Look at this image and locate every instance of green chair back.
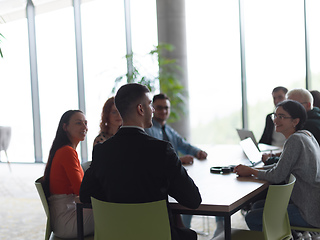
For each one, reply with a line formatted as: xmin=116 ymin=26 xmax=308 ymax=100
xmin=91 ymin=197 xmax=171 ymax=240
xmin=290 ymin=173 xmax=320 ymax=234
xmin=35 ymin=177 xmax=55 ymax=240
xmin=35 ymin=177 xmax=93 ymax=240
xmin=262 ymin=174 xmax=296 ymax=240
xmin=214 ymin=174 xmax=296 ymax=240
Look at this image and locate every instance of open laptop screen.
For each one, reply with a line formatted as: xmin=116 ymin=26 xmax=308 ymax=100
xmin=236 ymin=129 xmax=259 ymax=148
xmin=239 ymin=137 xmax=262 ymax=166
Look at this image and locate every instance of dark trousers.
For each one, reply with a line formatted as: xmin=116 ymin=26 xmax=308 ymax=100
xmin=172 ymin=227 xmax=197 ymax=240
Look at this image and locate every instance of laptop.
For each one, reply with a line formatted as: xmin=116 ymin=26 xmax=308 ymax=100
xmin=236 ymin=129 xmax=259 ymax=148
xmin=239 ymin=137 xmax=263 ymax=167
xmin=236 ymin=128 xmax=281 ymax=152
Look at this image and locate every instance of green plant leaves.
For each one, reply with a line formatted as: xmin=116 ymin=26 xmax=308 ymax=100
xmin=113 ymin=43 xmax=186 ymax=122
xmin=0 ymin=33 xmax=4 ymax=58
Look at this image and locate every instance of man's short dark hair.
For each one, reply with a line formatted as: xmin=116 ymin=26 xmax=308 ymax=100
xmin=153 ymin=93 xmax=170 ymax=103
xmin=115 ymin=83 xmax=150 ymax=120
xmin=272 ymin=86 xmax=288 ymax=94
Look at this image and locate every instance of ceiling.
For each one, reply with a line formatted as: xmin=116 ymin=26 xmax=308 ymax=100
xmin=0 ymin=0 xmax=92 ymax=23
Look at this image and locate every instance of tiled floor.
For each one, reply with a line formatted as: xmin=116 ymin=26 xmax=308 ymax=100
xmin=0 ymin=162 xmax=46 ymax=240
xmin=0 ymin=163 xmax=248 ymax=240
xmin=190 ymin=211 xmax=248 ymax=240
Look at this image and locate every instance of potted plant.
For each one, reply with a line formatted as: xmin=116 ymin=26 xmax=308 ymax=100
xmin=113 ymin=43 xmax=185 ymax=123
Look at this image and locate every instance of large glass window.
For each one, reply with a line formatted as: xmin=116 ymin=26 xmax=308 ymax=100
xmin=131 ymin=0 xmax=158 ymax=52
xmin=186 ymin=0 xmax=242 ymax=146
xmin=0 ymin=19 xmax=35 ymax=162
xmin=35 ymin=7 xmax=78 ymax=162
xmin=308 ymin=0 xmax=320 ymax=91
xmin=130 ymin=0 xmax=158 ymax=72
xmin=2 ymin=0 xmax=319 ymax=163
xmin=243 ymin=0 xmax=306 ymax=141
xmin=81 ymin=0 xmax=127 ymax=159
xmin=81 ymin=0 xmax=158 ymax=160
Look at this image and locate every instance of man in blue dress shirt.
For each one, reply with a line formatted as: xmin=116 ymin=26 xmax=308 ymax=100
xmin=145 ymin=93 xmax=207 ymax=164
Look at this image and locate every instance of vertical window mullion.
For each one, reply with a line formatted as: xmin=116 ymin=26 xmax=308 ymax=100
xmin=27 ymin=0 xmax=43 ymax=163
xmin=73 ymin=0 xmax=88 ymax=163
xmin=124 ymin=0 xmax=133 ymax=77
xmin=239 ymin=0 xmax=248 ymax=129
xmin=304 ymin=0 xmax=311 ymax=89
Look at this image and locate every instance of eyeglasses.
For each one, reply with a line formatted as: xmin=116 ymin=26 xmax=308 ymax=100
xmin=271 ymin=113 xmax=293 ymax=121
xmin=154 ymin=106 xmax=170 ymax=111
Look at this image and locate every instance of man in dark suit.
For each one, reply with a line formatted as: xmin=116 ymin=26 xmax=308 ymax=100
xmin=80 ymin=83 xmax=201 ymax=240
xmin=259 ymin=86 xmax=287 ymax=147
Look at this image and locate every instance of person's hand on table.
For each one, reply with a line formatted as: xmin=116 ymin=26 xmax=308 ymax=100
xmin=196 ymin=150 xmax=207 ymax=160
xmin=180 ymin=155 xmax=194 ymax=165
xmin=262 ymin=153 xmax=273 ymax=163
xmin=234 ymin=164 xmax=258 ymax=177
xmin=262 ymin=151 xmax=281 ymax=165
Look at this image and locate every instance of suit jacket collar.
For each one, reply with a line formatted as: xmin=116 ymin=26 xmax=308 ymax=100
xmin=116 ymin=126 xmax=147 ymax=136
xmin=120 ymin=126 xmax=145 ymax=132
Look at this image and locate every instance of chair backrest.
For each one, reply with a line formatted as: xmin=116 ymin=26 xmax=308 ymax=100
xmin=35 ymin=177 xmax=93 ymax=240
xmin=91 ymin=197 xmax=171 ymax=240
xmin=0 ymin=126 xmax=11 ymax=151
xmin=35 ymin=177 xmax=53 ymax=240
xmin=263 ymin=174 xmax=296 ymax=240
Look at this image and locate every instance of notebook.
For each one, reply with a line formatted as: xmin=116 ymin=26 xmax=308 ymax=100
xmin=239 ymin=137 xmax=263 ymax=167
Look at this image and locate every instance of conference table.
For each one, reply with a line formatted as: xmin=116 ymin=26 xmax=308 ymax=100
xmin=76 ymin=144 xmax=269 ymax=240
xmin=169 ymin=144 xmax=269 ymax=240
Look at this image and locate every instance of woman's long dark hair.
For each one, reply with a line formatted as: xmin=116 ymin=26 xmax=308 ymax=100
xmin=43 ymin=110 xmax=83 ymax=197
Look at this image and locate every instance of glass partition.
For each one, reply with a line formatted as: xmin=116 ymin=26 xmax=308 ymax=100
xmin=130 ymin=0 xmax=158 ymax=87
xmin=0 ymin=19 xmax=35 ymax=162
xmin=186 ymin=0 xmax=242 ymax=146
xmin=243 ymin=0 xmax=306 ymax=141
xmin=308 ymin=0 xmax=320 ymax=91
xmin=81 ymin=0 xmax=127 ymax=159
xmin=1 ymin=0 xmax=319 ymax=162
xmin=35 ymin=7 xmax=78 ymax=162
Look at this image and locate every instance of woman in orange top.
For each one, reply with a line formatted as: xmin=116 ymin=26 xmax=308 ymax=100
xmin=43 ymin=110 xmax=94 ymax=238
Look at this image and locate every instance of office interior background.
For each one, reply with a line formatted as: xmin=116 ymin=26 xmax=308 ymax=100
xmin=0 ymin=0 xmax=319 ymax=164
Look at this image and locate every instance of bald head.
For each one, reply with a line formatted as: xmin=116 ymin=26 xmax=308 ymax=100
xmin=286 ymin=88 xmax=313 ymax=111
